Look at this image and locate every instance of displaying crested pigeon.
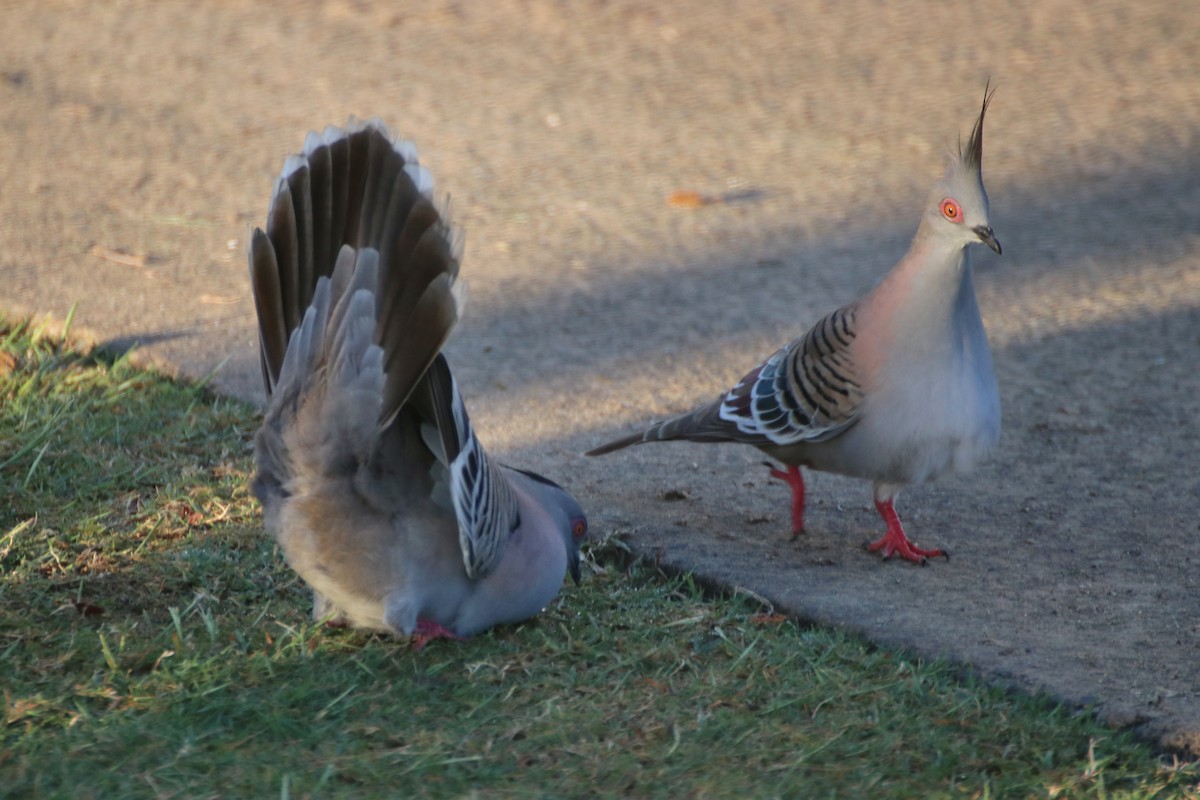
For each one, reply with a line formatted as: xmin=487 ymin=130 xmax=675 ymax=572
xmin=588 ymin=88 xmax=1002 ymax=564
xmin=249 ymin=121 xmax=587 ymax=646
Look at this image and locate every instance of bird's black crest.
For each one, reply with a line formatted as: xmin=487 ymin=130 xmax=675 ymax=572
xmin=961 ymin=80 xmax=996 ymax=173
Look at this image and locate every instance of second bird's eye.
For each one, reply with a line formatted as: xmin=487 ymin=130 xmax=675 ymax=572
xmin=940 ymin=198 xmax=963 ymax=222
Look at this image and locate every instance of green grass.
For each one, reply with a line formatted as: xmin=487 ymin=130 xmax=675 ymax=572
xmin=1 ymin=315 xmax=1197 ymax=799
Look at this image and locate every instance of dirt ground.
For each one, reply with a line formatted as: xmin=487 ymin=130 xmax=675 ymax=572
xmin=4 ymin=0 xmax=1198 ymax=754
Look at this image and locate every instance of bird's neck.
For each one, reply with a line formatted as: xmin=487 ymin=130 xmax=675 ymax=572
xmin=868 ymin=232 xmax=973 ymax=336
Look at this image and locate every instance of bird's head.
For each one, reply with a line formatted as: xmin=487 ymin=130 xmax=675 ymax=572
xmin=923 ymin=83 xmax=1001 ymax=256
xmin=513 ymin=468 xmax=587 ymax=585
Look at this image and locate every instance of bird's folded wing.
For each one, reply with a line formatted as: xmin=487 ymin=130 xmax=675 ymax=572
xmin=417 ymin=354 xmax=520 ymax=580
xmin=719 ymin=304 xmax=864 ymax=445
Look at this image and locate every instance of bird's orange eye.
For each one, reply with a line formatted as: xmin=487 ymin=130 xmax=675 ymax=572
xmin=571 ymin=519 xmax=587 ymax=540
xmin=940 ymin=198 xmax=963 ymax=223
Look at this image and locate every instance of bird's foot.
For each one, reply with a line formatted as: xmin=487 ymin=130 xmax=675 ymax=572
xmin=864 ymin=531 xmax=948 ymax=564
xmin=765 ymin=462 xmax=806 ymax=537
xmin=411 ymin=619 xmax=467 ymax=651
xmin=867 ymin=498 xmax=948 ymax=565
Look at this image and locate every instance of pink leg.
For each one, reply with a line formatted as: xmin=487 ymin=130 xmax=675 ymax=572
xmin=865 ymin=498 xmax=947 ymax=564
xmin=412 ymin=619 xmax=467 ymax=651
xmin=767 ymin=463 xmax=806 ymax=539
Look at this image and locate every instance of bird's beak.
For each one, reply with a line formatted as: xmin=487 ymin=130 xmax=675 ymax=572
xmin=973 ymin=225 xmax=1002 ymax=255
xmin=568 ymin=552 xmax=581 ymax=586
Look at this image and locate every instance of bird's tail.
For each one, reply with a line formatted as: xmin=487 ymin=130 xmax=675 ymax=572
xmin=584 ymin=429 xmax=652 ymax=457
xmin=250 ymin=122 xmax=464 ymax=487
xmin=585 ymin=400 xmax=729 ymax=456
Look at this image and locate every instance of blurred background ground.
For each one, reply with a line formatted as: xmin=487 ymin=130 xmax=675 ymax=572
xmin=3 ymin=0 xmax=1198 ymax=753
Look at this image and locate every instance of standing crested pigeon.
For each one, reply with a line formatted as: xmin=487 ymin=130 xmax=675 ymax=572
xmin=588 ymin=88 xmax=1002 ymax=564
xmin=249 ymin=121 xmax=587 ymax=646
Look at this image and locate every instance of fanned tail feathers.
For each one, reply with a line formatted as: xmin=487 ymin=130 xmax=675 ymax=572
xmin=250 ymin=119 xmax=517 ymax=580
xmin=249 ymin=120 xmax=464 ymax=425
xmin=250 ymin=121 xmax=465 ymax=479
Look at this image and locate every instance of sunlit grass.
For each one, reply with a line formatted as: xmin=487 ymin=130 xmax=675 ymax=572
xmin=2 ymin=315 xmax=1197 ymax=798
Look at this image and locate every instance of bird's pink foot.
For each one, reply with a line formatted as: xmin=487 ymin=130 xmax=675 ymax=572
xmin=767 ymin=463 xmax=806 ymax=538
xmin=412 ymin=619 xmax=467 ymax=651
xmin=866 ymin=498 xmax=947 ymax=564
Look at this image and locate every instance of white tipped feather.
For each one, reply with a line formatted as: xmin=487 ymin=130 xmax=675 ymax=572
xmin=265 ymin=176 xmax=290 ymax=221
xmin=281 ymin=154 xmax=307 ymax=179
xmin=395 ymin=139 xmax=420 ymax=164
xmin=320 ymin=124 xmax=344 ymax=145
xmin=404 ymin=163 xmax=434 ymax=196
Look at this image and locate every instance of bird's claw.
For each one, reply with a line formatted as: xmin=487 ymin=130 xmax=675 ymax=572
xmin=865 ymin=535 xmax=948 ymax=565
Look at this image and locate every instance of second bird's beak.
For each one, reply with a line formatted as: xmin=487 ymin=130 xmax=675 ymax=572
xmin=973 ymin=225 xmax=1002 ymax=255
xmin=569 ymin=553 xmax=582 ymax=585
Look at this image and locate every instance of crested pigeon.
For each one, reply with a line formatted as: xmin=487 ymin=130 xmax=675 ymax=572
xmin=588 ymin=88 xmax=1002 ymax=564
xmin=249 ymin=121 xmax=587 ymax=646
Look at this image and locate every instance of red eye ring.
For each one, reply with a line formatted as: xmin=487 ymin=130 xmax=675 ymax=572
xmin=940 ymin=198 xmax=963 ymax=223
xmin=571 ymin=519 xmax=587 ymax=540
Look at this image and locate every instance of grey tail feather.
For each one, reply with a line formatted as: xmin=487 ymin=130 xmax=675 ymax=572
xmin=586 ymin=401 xmax=730 ymax=456
xmin=585 ymin=429 xmax=653 ymax=457
xmin=249 ymin=121 xmax=462 ymax=429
